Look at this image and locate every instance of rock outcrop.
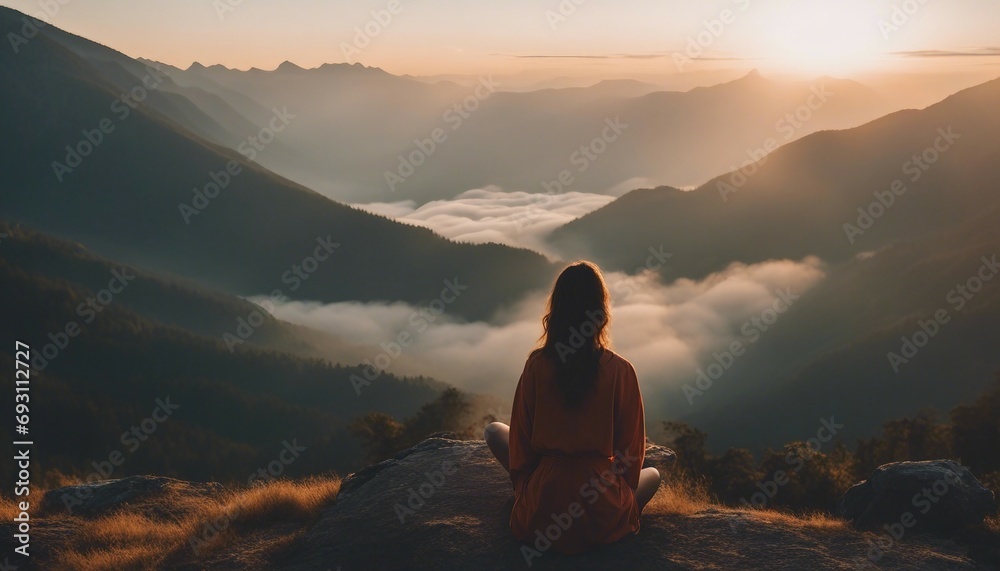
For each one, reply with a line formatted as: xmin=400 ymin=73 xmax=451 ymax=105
xmin=12 ymin=440 xmax=998 ymax=570
xmin=838 ymin=459 xmax=998 ymax=533
xmin=281 ymin=439 xmax=989 ymax=570
xmin=40 ymin=475 xmax=224 ymax=518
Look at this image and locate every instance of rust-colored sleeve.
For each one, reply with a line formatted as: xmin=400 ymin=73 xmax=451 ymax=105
xmin=509 ymin=356 xmax=539 ymax=495
xmin=614 ymin=361 xmax=645 ymax=490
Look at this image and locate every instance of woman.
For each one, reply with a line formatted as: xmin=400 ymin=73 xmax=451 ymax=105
xmin=484 ymin=261 xmax=660 ymax=555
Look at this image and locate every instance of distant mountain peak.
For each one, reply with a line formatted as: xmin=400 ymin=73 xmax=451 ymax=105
xmin=744 ymin=68 xmax=763 ymax=80
xmin=186 ymin=61 xmax=232 ymax=72
xmin=276 ymin=60 xmax=305 ymax=72
xmin=319 ymin=61 xmax=386 ymax=73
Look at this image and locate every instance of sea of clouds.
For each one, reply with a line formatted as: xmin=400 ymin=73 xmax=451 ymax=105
xmin=253 ymin=256 xmax=827 ymax=421
xmin=352 ymin=186 xmax=619 ymax=257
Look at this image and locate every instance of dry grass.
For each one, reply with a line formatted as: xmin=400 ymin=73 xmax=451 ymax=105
xmin=0 ymin=491 xmax=42 ymax=521
xmin=643 ymin=475 xmax=845 ymax=531
xmin=41 ymin=476 xmax=341 ymax=571
xmin=741 ymin=508 xmax=847 ymax=531
xmin=644 ymin=474 xmax=711 ymax=516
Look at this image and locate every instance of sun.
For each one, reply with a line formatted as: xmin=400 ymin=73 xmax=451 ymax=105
xmin=757 ymin=1 xmax=887 ymax=74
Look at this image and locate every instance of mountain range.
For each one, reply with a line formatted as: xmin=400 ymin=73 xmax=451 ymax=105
xmin=551 ymin=76 xmax=1000 ymax=450
xmin=1 ymin=4 xmax=998 ymax=469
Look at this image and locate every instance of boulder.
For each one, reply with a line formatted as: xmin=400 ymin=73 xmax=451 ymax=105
xmin=643 ymin=439 xmax=678 ymax=474
xmin=837 ymin=459 xmax=998 ymax=532
xmin=20 ymin=441 xmax=992 ymax=570
xmin=280 ymin=439 xmax=982 ymax=570
xmin=40 ymin=475 xmax=225 ymax=518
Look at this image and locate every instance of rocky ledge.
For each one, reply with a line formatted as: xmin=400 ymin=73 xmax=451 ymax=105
xmin=8 ymin=438 xmax=999 ymax=570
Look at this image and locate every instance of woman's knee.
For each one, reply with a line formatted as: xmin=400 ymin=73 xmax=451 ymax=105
xmin=641 ymin=467 xmax=661 ymax=487
xmin=484 ymin=422 xmax=508 ymax=443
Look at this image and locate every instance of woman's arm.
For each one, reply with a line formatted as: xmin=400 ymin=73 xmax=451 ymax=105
xmin=508 ymin=356 xmax=539 ymax=495
xmin=614 ymin=361 xmax=646 ymax=490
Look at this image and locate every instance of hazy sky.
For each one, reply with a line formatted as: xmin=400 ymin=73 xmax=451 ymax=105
xmin=4 ymin=0 xmax=1000 ymax=77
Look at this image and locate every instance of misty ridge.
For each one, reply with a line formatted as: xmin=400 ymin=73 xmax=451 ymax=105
xmin=1 ymin=1 xmax=1000 ymax=457
xmin=159 ymin=63 xmax=893 ymax=204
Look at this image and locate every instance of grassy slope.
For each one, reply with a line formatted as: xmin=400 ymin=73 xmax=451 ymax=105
xmin=4 ymin=475 xmax=993 ymax=570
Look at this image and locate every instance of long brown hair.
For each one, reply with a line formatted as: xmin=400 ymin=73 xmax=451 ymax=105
xmin=538 ymin=261 xmax=611 ymax=408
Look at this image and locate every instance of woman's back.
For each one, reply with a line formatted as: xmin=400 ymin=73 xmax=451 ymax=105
xmin=508 ymin=348 xmax=646 ymax=555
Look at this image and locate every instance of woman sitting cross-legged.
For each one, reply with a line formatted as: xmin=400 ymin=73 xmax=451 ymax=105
xmin=484 ymin=261 xmax=661 ymax=555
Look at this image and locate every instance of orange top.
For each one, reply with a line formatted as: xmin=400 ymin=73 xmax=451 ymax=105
xmin=508 ymin=348 xmax=646 ymax=554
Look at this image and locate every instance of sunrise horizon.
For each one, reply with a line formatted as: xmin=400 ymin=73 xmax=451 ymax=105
xmin=4 ymin=0 xmax=1000 ymax=80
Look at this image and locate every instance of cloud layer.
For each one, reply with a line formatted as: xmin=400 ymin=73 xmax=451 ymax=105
xmin=254 ymin=257 xmax=826 ymax=421
xmin=352 ymin=186 xmax=619 ymax=257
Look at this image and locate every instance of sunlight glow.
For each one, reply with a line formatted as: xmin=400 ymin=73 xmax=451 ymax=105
xmin=755 ymin=1 xmax=886 ymax=74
